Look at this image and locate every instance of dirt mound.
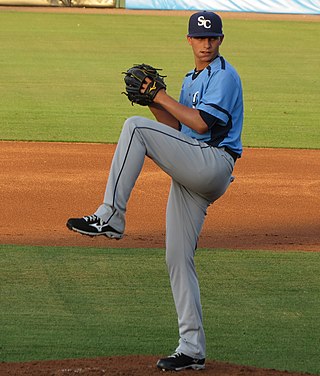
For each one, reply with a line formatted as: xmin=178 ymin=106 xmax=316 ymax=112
xmin=0 ymin=355 xmax=314 ymax=376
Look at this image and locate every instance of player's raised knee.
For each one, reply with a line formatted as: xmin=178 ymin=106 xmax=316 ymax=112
xmin=123 ymin=116 xmax=144 ymax=131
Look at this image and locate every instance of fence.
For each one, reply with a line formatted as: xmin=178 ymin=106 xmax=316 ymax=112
xmin=0 ymin=0 xmax=118 ymax=7
xmin=125 ymin=0 xmax=320 ymax=14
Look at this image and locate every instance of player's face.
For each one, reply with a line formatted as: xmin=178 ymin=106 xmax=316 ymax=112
xmin=187 ymin=36 xmax=223 ymax=70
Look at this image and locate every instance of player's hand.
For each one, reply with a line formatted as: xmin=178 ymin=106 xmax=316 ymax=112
xmin=141 ymin=77 xmax=151 ymax=93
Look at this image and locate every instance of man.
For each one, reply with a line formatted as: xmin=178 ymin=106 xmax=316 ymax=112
xmin=67 ymin=10 xmax=243 ymax=372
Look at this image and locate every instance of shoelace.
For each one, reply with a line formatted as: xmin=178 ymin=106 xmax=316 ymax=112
xmin=83 ymin=215 xmax=101 ymax=223
xmin=169 ymin=352 xmax=183 ymax=359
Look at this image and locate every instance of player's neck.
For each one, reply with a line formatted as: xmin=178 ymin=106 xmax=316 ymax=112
xmin=192 ymin=69 xmax=203 ymax=80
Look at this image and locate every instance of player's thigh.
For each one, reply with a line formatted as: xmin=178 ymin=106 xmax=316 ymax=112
xmin=124 ymin=116 xmax=211 ymax=182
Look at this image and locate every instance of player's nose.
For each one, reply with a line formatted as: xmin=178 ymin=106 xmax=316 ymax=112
xmin=202 ymin=38 xmax=211 ymax=47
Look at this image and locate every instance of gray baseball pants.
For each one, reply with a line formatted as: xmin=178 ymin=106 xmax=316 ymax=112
xmin=95 ymin=116 xmax=234 ymax=359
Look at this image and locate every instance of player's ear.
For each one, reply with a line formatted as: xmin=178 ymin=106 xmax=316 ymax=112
xmin=187 ymin=36 xmax=192 ymax=45
xmin=219 ymin=36 xmax=224 ymax=45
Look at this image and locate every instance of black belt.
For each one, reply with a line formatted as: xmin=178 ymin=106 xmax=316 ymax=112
xmin=224 ymin=147 xmax=239 ymax=162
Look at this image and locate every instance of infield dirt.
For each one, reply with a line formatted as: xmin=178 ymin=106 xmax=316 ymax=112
xmin=1 ymin=142 xmax=319 ymax=252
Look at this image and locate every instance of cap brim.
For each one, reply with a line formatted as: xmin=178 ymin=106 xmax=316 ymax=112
xmin=188 ymin=32 xmax=224 ymax=37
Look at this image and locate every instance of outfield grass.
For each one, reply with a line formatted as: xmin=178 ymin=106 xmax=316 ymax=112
xmin=1 ymin=245 xmax=319 ymax=374
xmin=0 ymin=11 xmax=319 ymax=148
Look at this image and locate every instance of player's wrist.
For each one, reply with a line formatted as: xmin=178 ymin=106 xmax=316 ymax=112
xmin=153 ymin=88 xmax=166 ymax=104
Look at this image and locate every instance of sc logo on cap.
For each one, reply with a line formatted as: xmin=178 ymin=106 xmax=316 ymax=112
xmin=198 ymin=15 xmax=211 ymax=29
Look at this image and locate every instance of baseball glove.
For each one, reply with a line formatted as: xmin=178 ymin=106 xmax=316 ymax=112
xmin=122 ymin=63 xmax=166 ymax=106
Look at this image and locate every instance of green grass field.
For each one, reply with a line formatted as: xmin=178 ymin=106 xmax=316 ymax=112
xmin=0 ymin=11 xmax=319 ymax=147
xmin=1 ymin=245 xmax=320 ymax=374
xmin=0 ymin=9 xmax=319 ymax=374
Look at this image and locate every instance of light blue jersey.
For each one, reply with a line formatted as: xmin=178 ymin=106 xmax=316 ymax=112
xmin=179 ymin=55 xmax=243 ymax=155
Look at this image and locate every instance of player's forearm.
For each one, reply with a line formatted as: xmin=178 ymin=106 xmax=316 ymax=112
xmin=148 ymin=103 xmax=180 ymax=130
xmin=154 ymin=90 xmax=208 ymax=134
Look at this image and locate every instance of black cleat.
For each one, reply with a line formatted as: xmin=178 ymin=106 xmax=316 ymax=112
xmin=157 ymin=352 xmax=205 ymax=371
xmin=66 ymin=215 xmax=123 ymax=239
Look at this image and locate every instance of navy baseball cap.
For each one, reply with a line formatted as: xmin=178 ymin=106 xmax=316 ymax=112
xmin=188 ymin=11 xmax=223 ymax=38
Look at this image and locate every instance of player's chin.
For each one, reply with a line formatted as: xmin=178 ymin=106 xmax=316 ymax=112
xmin=199 ymin=53 xmax=215 ymax=62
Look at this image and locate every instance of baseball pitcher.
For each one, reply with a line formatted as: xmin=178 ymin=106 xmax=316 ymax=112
xmin=67 ymin=11 xmax=243 ymax=372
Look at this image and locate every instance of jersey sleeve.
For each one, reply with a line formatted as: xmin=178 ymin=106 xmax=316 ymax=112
xmin=197 ymin=70 xmax=241 ymax=126
xmin=199 ymin=110 xmax=219 ymax=129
